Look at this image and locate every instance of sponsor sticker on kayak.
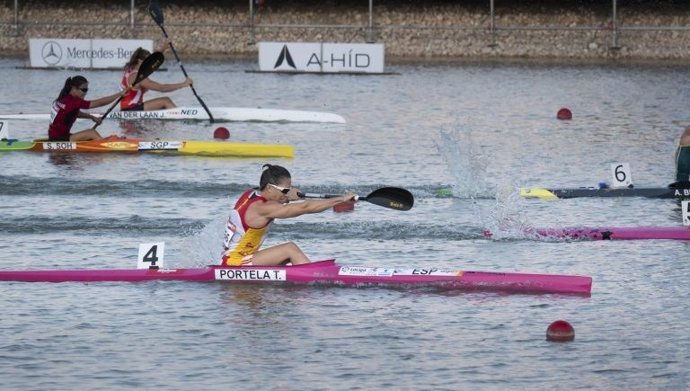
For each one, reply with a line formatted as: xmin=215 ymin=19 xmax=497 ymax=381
xmin=394 ymin=268 xmax=461 ymax=276
xmin=214 ymin=269 xmax=286 ymax=281
xmin=102 ymin=141 xmax=136 ymax=149
xmin=138 ymin=141 xmax=182 ymax=150
xmin=338 ymin=266 xmax=394 ymax=277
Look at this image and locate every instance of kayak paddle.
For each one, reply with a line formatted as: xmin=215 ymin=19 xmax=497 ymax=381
xmin=94 ymin=51 xmax=165 ymax=130
xmin=298 ymin=187 xmax=414 ymax=211
xmin=148 ymin=0 xmax=215 ymax=123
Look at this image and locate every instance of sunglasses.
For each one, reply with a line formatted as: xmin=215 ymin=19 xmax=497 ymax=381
xmin=268 ymin=183 xmax=291 ymax=194
xmin=78 ymin=87 xmax=89 ymax=93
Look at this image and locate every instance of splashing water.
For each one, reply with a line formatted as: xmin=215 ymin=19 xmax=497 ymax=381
xmin=435 ymin=126 xmax=540 ymax=241
xmin=176 ymin=216 xmax=226 ymax=267
xmin=435 ymin=127 xmax=493 ymax=198
xmin=480 ymin=182 xmax=537 ymax=241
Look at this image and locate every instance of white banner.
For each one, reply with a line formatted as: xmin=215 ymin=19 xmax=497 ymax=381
xmin=29 ymin=39 xmax=153 ymax=69
xmin=322 ymin=43 xmax=385 ymax=73
xmin=258 ymin=42 xmax=385 ymax=73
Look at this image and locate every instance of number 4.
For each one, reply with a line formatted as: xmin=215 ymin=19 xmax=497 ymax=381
xmin=137 ymin=242 xmax=165 ymax=269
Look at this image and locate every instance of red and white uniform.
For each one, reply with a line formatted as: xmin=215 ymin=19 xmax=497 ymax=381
xmin=221 ymin=189 xmax=272 ymax=266
xmin=48 ymin=95 xmax=91 ymax=141
xmin=120 ymin=68 xmax=147 ymax=110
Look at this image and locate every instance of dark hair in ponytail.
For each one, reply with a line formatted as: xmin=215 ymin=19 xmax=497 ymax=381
xmin=125 ymin=47 xmax=151 ymax=70
xmin=259 ymin=164 xmax=291 ymax=190
xmin=55 ymin=75 xmax=88 ymax=102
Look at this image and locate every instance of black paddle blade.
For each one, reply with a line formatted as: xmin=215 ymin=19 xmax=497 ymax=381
xmin=134 ymin=51 xmax=165 ymax=85
xmin=148 ymin=0 xmax=164 ymax=26
xmin=94 ymin=51 xmax=163 ymax=129
xmin=361 ymin=187 xmax=414 ymax=211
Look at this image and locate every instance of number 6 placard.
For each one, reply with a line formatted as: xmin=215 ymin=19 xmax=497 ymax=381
xmin=610 ymin=163 xmax=632 ymax=188
xmin=137 ymin=242 xmax=165 ymax=269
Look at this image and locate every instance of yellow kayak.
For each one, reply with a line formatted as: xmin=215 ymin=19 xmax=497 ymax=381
xmin=519 ymin=188 xmax=559 ymax=200
xmin=177 ymin=140 xmax=293 ymax=157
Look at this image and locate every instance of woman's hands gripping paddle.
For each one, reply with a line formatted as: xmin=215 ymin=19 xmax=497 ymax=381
xmin=93 ymin=51 xmax=165 ymax=130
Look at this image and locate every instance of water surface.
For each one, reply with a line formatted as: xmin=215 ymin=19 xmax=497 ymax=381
xmin=1 ymin=58 xmax=689 ymax=390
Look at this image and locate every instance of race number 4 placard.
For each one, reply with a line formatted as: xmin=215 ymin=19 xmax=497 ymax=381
xmin=137 ymin=242 xmax=165 ymax=269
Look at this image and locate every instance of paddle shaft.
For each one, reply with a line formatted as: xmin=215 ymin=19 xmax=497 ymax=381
xmin=297 ymin=187 xmax=414 ymax=211
xmin=299 ymin=192 xmax=361 ymax=201
xmin=93 ymin=98 xmax=122 ymax=130
xmin=150 ymin=2 xmax=214 ymax=123
xmin=94 ymin=93 xmax=131 ymax=131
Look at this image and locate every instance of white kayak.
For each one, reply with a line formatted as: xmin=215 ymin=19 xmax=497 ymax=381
xmin=0 ymin=106 xmax=346 ymax=124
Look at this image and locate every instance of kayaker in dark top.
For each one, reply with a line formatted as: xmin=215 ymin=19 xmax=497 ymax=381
xmin=48 ymin=75 xmax=121 ymax=141
xmin=675 ymin=126 xmax=690 ymax=182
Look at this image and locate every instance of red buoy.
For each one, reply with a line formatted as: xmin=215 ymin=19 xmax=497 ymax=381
xmin=546 ymin=320 xmax=575 ymax=342
xmin=213 ymin=127 xmax=230 ymax=140
xmin=333 ymin=202 xmax=355 ymax=213
xmin=557 ymin=108 xmax=572 ymax=120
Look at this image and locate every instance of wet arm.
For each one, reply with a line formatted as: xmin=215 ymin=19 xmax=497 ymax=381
xmin=139 ymin=78 xmax=190 ymax=93
xmin=88 ymin=92 xmax=122 ymax=108
xmin=77 ymin=110 xmax=99 ymax=121
xmin=263 ymin=195 xmax=355 ymax=219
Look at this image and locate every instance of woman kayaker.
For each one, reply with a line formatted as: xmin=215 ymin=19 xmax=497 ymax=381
xmin=221 ymin=164 xmax=356 ymax=266
xmin=676 ymin=125 xmax=690 ymax=182
xmin=120 ymin=40 xmax=192 ymax=111
xmin=48 ymin=75 xmax=122 ymax=141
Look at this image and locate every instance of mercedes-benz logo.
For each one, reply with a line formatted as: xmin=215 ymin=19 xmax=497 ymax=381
xmin=41 ymin=41 xmax=63 ymax=65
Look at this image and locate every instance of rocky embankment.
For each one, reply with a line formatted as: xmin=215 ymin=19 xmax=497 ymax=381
xmin=2 ymin=2 xmax=690 ymax=62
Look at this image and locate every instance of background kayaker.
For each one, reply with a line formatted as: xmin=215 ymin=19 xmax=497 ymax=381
xmin=221 ymin=164 xmax=356 ymax=266
xmin=48 ymin=75 xmax=121 ymax=141
xmin=120 ymin=39 xmax=192 ymax=111
xmin=675 ymin=125 xmax=690 ymax=181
